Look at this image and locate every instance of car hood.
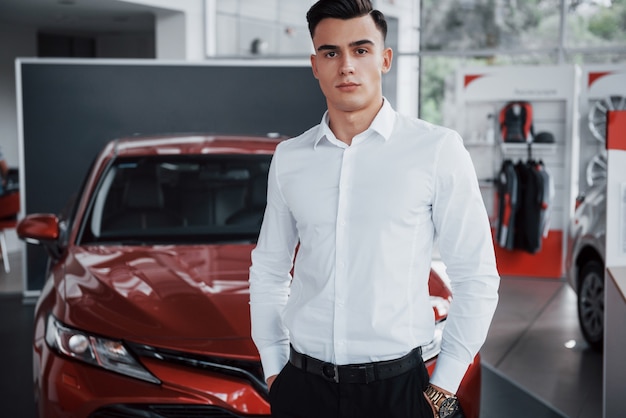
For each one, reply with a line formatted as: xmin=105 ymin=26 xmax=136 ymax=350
xmin=59 ymin=244 xmax=257 ymax=357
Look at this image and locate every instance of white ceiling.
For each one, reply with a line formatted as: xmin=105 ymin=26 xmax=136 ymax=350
xmin=0 ymin=0 xmax=156 ymax=33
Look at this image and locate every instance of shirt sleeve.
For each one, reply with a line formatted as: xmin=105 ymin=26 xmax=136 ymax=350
xmin=429 ymin=131 xmax=500 ymax=393
xmin=249 ymin=146 xmax=299 ymax=380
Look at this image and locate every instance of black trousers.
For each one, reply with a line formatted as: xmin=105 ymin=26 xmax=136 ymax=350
xmin=269 ymin=359 xmax=434 ymax=418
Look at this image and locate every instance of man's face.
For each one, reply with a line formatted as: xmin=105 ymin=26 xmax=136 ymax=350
xmin=310 ymin=14 xmax=392 ymax=114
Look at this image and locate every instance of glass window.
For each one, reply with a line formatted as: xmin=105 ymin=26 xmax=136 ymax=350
xmin=420 ymin=0 xmax=562 ymax=52
xmin=565 ymin=0 xmax=626 ymax=49
xmin=215 ymin=0 xmax=311 ymax=57
xmin=79 ymin=155 xmax=271 ymax=245
xmin=565 ymin=50 xmax=626 ymax=64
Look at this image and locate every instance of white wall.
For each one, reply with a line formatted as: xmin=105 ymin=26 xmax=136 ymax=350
xmin=214 ymin=0 xmax=314 ymax=57
xmin=0 ymin=23 xmax=36 ymax=252
xmin=119 ymin=0 xmax=205 ymax=60
xmin=0 ymin=23 xmax=37 ymax=169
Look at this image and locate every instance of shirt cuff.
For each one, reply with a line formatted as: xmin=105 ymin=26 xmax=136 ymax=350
xmin=259 ymin=343 xmax=290 ymax=381
xmin=428 ymin=353 xmax=471 ymax=394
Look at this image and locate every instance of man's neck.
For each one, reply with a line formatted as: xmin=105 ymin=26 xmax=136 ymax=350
xmin=327 ymin=98 xmax=384 ymax=146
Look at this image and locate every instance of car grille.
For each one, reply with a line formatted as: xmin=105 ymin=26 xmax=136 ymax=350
xmin=90 ymin=404 xmax=270 ymax=418
xmin=127 ymin=342 xmax=268 ymax=398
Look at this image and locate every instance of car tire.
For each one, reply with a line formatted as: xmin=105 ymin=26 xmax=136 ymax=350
xmin=577 ymin=260 xmax=604 ymax=350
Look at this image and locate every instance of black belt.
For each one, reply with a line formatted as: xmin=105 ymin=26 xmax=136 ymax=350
xmin=289 ymin=346 xmax=422 ymax=384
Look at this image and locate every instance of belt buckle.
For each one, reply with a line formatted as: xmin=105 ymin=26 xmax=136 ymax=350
xmin=322 ymin=362 xmax=339 ymax=383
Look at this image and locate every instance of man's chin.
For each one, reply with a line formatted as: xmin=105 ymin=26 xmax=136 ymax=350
xmin=330 ymin=96 xmax=370 ymax=113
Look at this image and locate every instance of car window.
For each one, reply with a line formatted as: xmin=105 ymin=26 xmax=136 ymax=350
xmin=78 ymin=154 xmax=272 ymax=245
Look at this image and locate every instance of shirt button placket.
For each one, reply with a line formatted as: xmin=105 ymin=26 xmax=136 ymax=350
xmin=334 ymin=147 xmax=352 ymax=362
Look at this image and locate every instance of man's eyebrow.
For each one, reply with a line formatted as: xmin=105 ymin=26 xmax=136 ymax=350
xmin=317 ymin=44 xmax=338 ymax=52
xmin=316 ymin=39 xmax=374 ymax=52
xmin=350 ymin=39 xmax=374 ymax=47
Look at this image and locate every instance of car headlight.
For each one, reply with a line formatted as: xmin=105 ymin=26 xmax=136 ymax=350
xmin=45 ymin=315 xmax=160 ymax=384
xmin=422 ymin=320 xmax=445 ymax=362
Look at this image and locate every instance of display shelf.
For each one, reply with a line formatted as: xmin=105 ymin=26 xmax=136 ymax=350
xmin=500 ymin=143 xmax=557 ymax=155
xmin=463 ymin=141 xmax=496 ymax=147
xmin=454 ymin=65 xmax=581 ymax=279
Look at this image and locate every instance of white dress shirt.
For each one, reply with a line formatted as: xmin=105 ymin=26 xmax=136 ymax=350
xmin=249 ymin=99 xmax=500 ymax=393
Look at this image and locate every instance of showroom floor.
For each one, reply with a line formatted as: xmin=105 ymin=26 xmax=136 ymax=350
xmin=0 ymin=249 xmax=602 ymax=418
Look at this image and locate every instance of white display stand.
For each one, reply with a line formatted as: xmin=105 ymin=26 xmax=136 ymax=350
xmin=604 ymin=110 xmax=626 ymax=418
xmin=578 ymin=65 xmax=626 ymax=194
xmin=454 ymin=65 xmax=581 ymax=278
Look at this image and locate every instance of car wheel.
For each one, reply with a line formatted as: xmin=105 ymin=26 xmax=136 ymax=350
xmin=577 ymin=260 xmax=604 ymax=350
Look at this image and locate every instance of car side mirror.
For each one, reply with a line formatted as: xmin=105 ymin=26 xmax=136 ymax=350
xmin=17 ymin=214 xmax=64 ymax=259
xmin=17 ymin=214 xmax=60 ymax=243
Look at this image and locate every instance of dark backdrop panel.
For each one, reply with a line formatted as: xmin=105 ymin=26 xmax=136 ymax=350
xmin=20 ymin=60 xmax=327 ymax=292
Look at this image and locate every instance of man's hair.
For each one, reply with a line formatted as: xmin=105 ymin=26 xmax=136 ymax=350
xmin=306 ymin=0 xmax=388 ymax=41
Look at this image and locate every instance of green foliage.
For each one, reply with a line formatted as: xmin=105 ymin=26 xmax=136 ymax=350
xmin=420 ymin=57 xmax=453 ymax=124
xmin=587 ymin=2 xmax=626 ymax=41
xmin=419 ymin=56 xmax=489 ymax=124
xmin=419 ymin=0 xmax=626 ymax=122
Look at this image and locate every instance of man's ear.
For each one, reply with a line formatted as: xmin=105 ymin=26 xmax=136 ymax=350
xmin=310 ymin=54 xmax=319 ymax=79
xmin=381 ymin=47 xmax=393 ymax=74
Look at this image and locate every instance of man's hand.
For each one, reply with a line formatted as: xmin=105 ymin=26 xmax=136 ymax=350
xmin=266 ymin=374 xmax=278 ymax=390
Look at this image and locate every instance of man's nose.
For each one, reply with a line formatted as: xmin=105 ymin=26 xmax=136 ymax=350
xmin=340 ymin=57 xmax=355 ymax=75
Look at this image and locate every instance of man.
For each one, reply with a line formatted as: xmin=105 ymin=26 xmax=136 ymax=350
xmin=249 ymin=0 xmax=500 ymax=416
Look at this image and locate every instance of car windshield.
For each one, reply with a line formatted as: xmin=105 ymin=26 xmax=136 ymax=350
xmin=78 ymin=154 xmax=272 ymax=245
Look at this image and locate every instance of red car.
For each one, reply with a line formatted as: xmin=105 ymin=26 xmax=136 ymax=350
xmin=18 ymin=134 xmax=481 ymax=418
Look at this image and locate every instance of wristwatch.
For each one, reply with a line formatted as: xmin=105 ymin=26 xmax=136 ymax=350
xmin=424 ymin=384 xmax=460 ymax=418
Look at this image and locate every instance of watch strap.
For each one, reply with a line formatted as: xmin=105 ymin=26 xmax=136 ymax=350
xmin=424 ymin=384 xmax=458 ymax=413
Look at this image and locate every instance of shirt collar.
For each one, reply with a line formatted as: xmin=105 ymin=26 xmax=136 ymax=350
xmin=313 ymin=98 xmax=396 ymax=149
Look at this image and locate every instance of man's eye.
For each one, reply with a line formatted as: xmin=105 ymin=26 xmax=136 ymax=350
xmin=356 ymin=48 xmax=368 ymax=55
xmin=326 ymin=51 xmax=337 ymax=58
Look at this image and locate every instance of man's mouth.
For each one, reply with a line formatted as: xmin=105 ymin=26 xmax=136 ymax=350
xmin=336 ymin=82 xmax=359 ymax=91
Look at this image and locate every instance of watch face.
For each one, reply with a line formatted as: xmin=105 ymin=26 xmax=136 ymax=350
xmin=438 ymin=397 xmax=460 ymax=418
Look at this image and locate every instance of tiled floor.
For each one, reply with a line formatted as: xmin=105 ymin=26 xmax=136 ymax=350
xmin=0 ymin=250 xmax=23 ymax=293
xmin=481 ymin=276 xmax=602 ymax=418
xmin=0 ymin=248 xmax=603 ymax=418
